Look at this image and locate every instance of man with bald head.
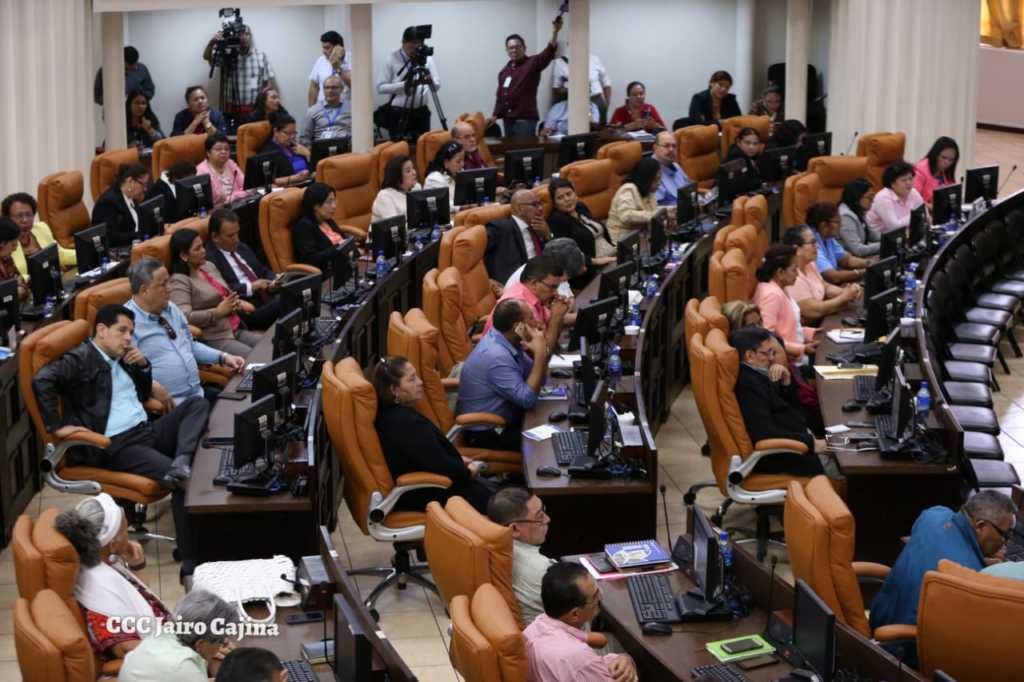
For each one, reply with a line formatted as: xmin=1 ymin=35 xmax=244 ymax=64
xmin=485 ymin=190 xmax=552 ymax=284
xmin=453 ymin=121 xmax=487 ymax=170
xmin=652 ymin=130 xmax=691 ymax=207
xmin=300 ymin=73 xmax=351 ymax=148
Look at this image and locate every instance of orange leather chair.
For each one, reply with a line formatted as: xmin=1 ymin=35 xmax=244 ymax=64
xmin=707 ymin=248 xmax=755 ymax=304
xmin=321 ymin=357 xmax=443 ymax=612
xmin=236 ymin=120 xmax=272 ymax=173
xmin=316 ymin=151 xmax=377 ymax=238
xmin=130 ymin=219 xmax=209 ymax=268
xmin=729 ymin=195 xmax=769 ymax=256
xmin=725 ymin=223 xmax=763 ymax=274
xmin=164 ymin=215 xmax=209 ymax=235
xmin=856 ymin=132 xmax=906 ymax=191
xmin=562 ymin=159 xmax=615 ymax=220
xmin=151 ymin=134 xmax=207 ymax=179
xmin=438 ymin=224 xmax=469 ymax=271
xmin=376 ymin=141 xmax=411 ymax=189
xmin=452 ymin=225 xmax=498 ymax=326
xmin=417 ymin=129 xmax=453 ymax=181
xmin=449 ymin=583 xmax=527 ymax=682
xmin=454 ymin=203 xmax=511 ymax=228
xmin=698 ymin=297 xmax=730 ymax=335
xmin=781 ymin=171 xmax=809 ymax=229
xmin=421 ymin=268 xmax=458 ymax=377
xmin=436 ymin=266 xmax=476 ymax=371
xmin=257 ymin=189 xmax=330 ymax=274
xmin=791 ymin=156 xmax=869 ymax=226
xmin=719 ymin=115 xmax=771 ymax=156
xmin=12 ymin=508 xmax=77 ymax=603
xmin=14 ymin=588 xmax=97 ymax=682
xmin=596 ymin=140 xmax=642 ymax=190
xmin=455 ymin=112 xmax=497 ymax=167
xmin=676 ymin=124 xmax=721 ymax=188
xmin=37 ymin=171 xmax=91 ymax=249
xmin=90 ymin=148 xmax=140 ymax=202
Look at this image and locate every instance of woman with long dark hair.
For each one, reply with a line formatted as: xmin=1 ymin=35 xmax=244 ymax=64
xmin=246 ymin=87 xmax=289 ymax=124
xmin=837 ymin=178 xmax=880 ymax=256
xmin=371 ymin=155 xmax=421 ymax=221
xmin=423 ymin=141 xmax=466 ymax=210
xmin=913 ymin=136 xmax=959 ymax=208
xmin=548 ymin=177 xmax=616 ymax=288
xmin=752 ymin=244 xmax=819 ymax=363
xmin=125 ymin=90 xmax=164 ymax=148
xmin=606 ymin=157 xmax=665 ymax=243
xmin=688 ymin=70 xmax=741 ymax=123
xmin=292 ymin=182 xmax=348 ymax=270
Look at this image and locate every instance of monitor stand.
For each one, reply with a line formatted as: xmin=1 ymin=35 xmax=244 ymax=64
xmin=675 ymin=590 xmax=732 ymax=622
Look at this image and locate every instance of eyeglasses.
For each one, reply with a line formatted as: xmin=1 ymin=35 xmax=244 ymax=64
xmin=582 ymin=586 xmax=602 ymax=607
xmin=538 ymin=279 xmax=562 ymax=290
xmin=511 ymin=504 xmax=548 ymax=524
xmin=155 ymin=315 xmax=177 ymax=340
xmin=985 ymin=519 xmax=1014 ymax=544
xmin=755 ymin=347 xmax=775 ymax=359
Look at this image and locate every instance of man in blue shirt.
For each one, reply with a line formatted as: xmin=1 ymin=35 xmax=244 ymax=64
xmin=456 ymin=299 xmax=550 ymax=451
xmin=652 ymin=131 xmax=691 ymax=207
xmin=125 ymin=257 xmax=246 ymax=404
xmin=807 ymin=202 xmax=868 ymax=285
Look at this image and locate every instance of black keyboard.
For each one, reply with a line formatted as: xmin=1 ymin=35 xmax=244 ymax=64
xmin=282 ymin=659 xmax=317 ymax=682
xmin=322 ymin=287 xmax=359 ymax=307
xmin=627 ymin=572 xmax=680 ymax=624
xmin=690 ymin=664 xmax=753 ymax=682
xmin=213 ymin=447 xmax=260 ymax=486
xmin=313 ymin=318 xmax=340 ymax=341
xmin=237 ymin=367 xmax=255 ymax=393
xmin=641 ymin=254 xmax=667 ymax=271
xmin=875 ymin=414 xmax=896 ymax=439
xmin=853 ymin=375 xmax=876 ymax=402
xmin=552 ymin=430 xmax=587 ymax=466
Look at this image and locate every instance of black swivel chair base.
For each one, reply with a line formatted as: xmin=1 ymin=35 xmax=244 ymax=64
xmin=122 ymin=502 xmax=176 ymax=545
xmin=348 ymin=541 xmax=439 ymax=621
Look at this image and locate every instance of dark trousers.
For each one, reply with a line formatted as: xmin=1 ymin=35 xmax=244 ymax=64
xmin=241 ymin=296 xmax=280 ymax=330
xmin=503 ymin=118 xmax=539 ymax=138
xmin=395 ymin=479 xmax=494 ymax=515
xmin=462 ymin=427 xmax=523 ymax=452
xmin=752 ymin=451 xmax=824 ymax=477
xmin=388 ymin=106 xmax=431 ymax=141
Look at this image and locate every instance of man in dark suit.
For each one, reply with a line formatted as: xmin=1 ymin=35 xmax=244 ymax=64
xmin=92 ymin=162 xmax=151 ymax=247
xmin=730 ymin=327 xmax=825 ymax=477
xmin=205 ymin=207 xmax=281 ymax=329
xmin=484 ymin=189 xmax=551 ymax=285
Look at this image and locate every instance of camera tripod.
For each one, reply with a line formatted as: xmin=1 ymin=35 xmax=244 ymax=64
xmin=390 ymin=63 xmax=448 ymax=141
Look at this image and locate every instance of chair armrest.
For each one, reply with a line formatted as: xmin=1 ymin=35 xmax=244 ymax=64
xmin=338 ymin=224 xmax=367 ymax=240
xmin=441 ymin=377 xmax=460 ymax=391
xmin=198 ymin=367 xmax=230 ymax=387
xmin=395 ymin=472 xmax=454 ymax=487
xmin=189 ymin=325 xmax=203 ymax=339
xmin=284 ymin=263 xmax=321 ymax=275
xmin=853 ymin=562 xmax=891 ymax=580
xmin=728 ymin=441 xmax=808 ymax=485
xmin=368 ymin=474 xmax=452 ymax=524
xmin=41 ymin=432 xmax=108 ymax=495
xmin=54 ymin=428 xmax=111 ymax=450
xmin=447 ymin=412 xmax=507 ymax=441
xmin=872 ymin=624 xmax=917 ymax=642
xmin=753 ymin=439 xmax=809 ymax=453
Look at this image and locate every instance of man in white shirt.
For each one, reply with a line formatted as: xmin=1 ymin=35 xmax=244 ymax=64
xmin=376 ymin=26 xmax=441 ymax=140
xmin=309 ymin=30 xmax=352 ymax=106
xmin=487 ymin=487 xmax=554 ymax=625
xmin=551 ymin=49 xmax=612 ymax=124
xmin=483 ymin=190 xmax=551 ymax=285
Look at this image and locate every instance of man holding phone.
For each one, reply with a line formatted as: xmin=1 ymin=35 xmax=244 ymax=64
xmin=205 ymin=208 xmax=283 ymax=329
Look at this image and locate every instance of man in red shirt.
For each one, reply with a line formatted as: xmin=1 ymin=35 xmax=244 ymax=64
xmin=487 ymin=15 xmax=563 ymax=138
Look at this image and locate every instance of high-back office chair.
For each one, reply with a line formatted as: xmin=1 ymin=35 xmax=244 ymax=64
xmin=454 ymin=203 xmax=510 ymax=228
xmin=719 ymin=115 xmax=771 ymax=157
xmin=725 ymin=223 xmax=764 ymax=275
xmin=562 ymin=158 xmax=616 ymax=220
xmin=438 ymin=223 xmax=469 ymax=271
xmin=856 ymin=132 xmax=906 ymax=191
xmin=420 ymin=269 xmax=451 ymax=372
xmin=452 ymin=225 xmax=499 ymax=326
xmin=257 ymin=188 xmax=330 ymax=275
xmin=455 ymin=111 xmax=497 ymax=167
xmin=708 ymin=247 xmax=755 ymax=304
xmin=37 ymin=171 xmax=91 ymax=249
xmin=781 ymin=170 xmax=809 ymax=229
xmin=596 ymin=140 xmax=642 ymax=190
xmin=675 ymin=124 xmax=720 ymax=188
xmin=71 ymin=278 xmax=132 ymax=328
xmin=236 ymin=120 xmax=272 ymax=173
xmin=14 ymin=588 xmax=98 ymax=682
xmin=730 ymin=194 xmax=769 ymax=255
xmin=320 ymin=357 xmax=441 ymax=615
xmin=90 ymin=147 xmax=140 ymax=203
xmin=436 ymin=266 xmax=476 ymax=369
xmin=151 ymin=134 xmax=206 ymax=178
xmin=417 ymin=129 xmax=453 ymax=181
xmin=316 ymin=151 xmax=377 ymax=237
xmin=12 ymin=508 xmax=77 ymax=604
xmin=449 ymin=583 xmax=528 ymax=682
xmin=376 ymin=140 xmax=411 ymax=189
xmin=789 ymin=156 xmax=869 ymax=226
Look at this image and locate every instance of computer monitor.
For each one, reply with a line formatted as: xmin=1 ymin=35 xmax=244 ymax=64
xmin=908 ymin=204 xmax=929 ymax=247
xmin=691 ymin=506 xmax=722 ymax=601
xmin=369 ymin=215 xmax=407 ymax=262
xmin=278 ymin=272 xmax=322 ymax=331
xmin=800 ymin=131 xmax=832 ymax=164
xmin=598 ymin=260 xmax=638 ymax=302
xmin=676 ymin=182 xmax=699 ymax=227
xmin=933 ymin=672 xmax=958 ymax=682
xmin=0 ymin=278 xmax=19 ymax=341
xmin=453 ymin=167 xmax=498 ymax=206
xmin=272 ymin=309 xmax=302 ymax=360
xmin=557 ymin=133 xmax=597 ymax=167
xmin=333 ymin=593 xmax=373 ymax=682
xmin=253 ymin=351 xmax=299 ymax=420
xmin=243 ymin=150 xmax=284 ymax=190
xmin=137 ymin=195 xmax=166 ymax=239
xmin=577 ymin=336 xmax=598 ymax=403
xmin=865 ymin=287 xmax=901 ymax=343
xmin=757 ymin=144 xmax=799 ymax=183
xmin=793 ymin=579 xmax=836 ymax=682
xmin=504 ymin=147 xmax=545 ymax=187
xmin=27 ymin=244 xmax=61 ymax=307
xmin=329 ymin=238 xmax=359 ymax=291
xmin=310 ymin=137 xmax=351 ymax=170
xmin=406 ymin=186 xmax=451 ymax=231
xmin=173 ymin=174 xmax=213 ymax=219
xmin=717 ymin=157 xmax=755 ymax=202
xmin=232 ymin=394 xmax=277 ymax=469
xmin=586 ymin=380 xmax=609 ymax=457
xmin=874 ymin=327 xmax=901 ymax=392
xmin=74 ymin=224 xmax=109 ymax=273
xmin=864 ymin=256 xmax=899 ymax=302
xmin=879 ymin=226 xmax=908 ymax=262
xmin=648 ymin=210 xmax=668 ymax=257
xmin=964 ymin=164 xmax=999 ymax=204
xmin=575 ymin=297 xmax=618 ymax=359
xmin=890 ymin=366 xmax=915 ymax=440
xmin=931 ymin=183 xmax=963 ymax=225
xmin=616 ymin=231 xmax=642 ymax=265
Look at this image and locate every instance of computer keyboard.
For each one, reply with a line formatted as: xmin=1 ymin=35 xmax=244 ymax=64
xmin=627 ymin=572 xmax=680 ymax=624
xmin=213 ymin=447 xmax=260 ymax=486
xmin=689 ymin=664 xmax=753 ymax=682
xmin=875 ymin=414 xmax=896 ymax=439
xmin=853 ymin=375 xmax=875 ymax=403
xmin=313 ymin=317 xmax=341 ymax=342
xmin=282 ymin=658 xmax=317 ymax=682
xmin=237 ymin=367 xmax=255 ymax=393
xmin=552 ymin=430 xmax=587 ymax=466
xmin=641 ymin=254 xmax=667 ymax=271
xmin=322 ymin=287 xmax=359 ymax=307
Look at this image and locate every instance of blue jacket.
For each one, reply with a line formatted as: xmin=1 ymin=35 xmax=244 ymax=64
xmin=869 ymin=507 xmax=984 ymax=629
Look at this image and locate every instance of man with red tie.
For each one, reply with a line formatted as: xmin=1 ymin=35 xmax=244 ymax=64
xmin=484 ymin=190 xmax=552 ymax=286
xmin=205 ymin=208 xmax=281 ymax=329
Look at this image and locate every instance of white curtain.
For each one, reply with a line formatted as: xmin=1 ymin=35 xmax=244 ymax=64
xmin=828 ymin=0 xmax=978 ymax=165
xmin=0 ymin=0 xmax=96 ymax=200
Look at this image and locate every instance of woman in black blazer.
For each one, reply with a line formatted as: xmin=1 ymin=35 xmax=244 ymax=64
xmin=719 ymin=127 xmax=764 ymax=196
xmin=688 ymin=70 xmax=742 ymax=124
xmin=292 ymin=182 xmax=347 ymax=270
xmin=372 ymin=356 xmax=493 ymax=514
xmin=91 ymin=162 xmax=150 ymax=247
xmin=547 ymin=178 xmax=616 ymax=289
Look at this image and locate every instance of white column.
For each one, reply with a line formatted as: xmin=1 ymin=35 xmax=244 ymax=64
xmin=734 ymin=0 xmax=755 ymax=109
xmin=785 ymin=0 xmax=811 ymax=124
xmin=350 ymin=4 xmax=373 ymax=153
xmin=102 ymin=12 xmax=127 ymax=150
xmin=567 ymin=0 xmax=590 ymax=135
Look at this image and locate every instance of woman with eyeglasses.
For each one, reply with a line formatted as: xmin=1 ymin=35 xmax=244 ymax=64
xmin=782 ymin=225 xmax=862 ymax=324
xmin=806 ymin=201 xmax=869 ymax=285
xmin=257 ymin=111 xmax=311 ymax=187
xmin=752 ymin=244 xmax=819 ymax=363
xmin=196 ymin=133 xmax=247 ymax=209
xmin=2 ymin=192 xmax=77 ymax=279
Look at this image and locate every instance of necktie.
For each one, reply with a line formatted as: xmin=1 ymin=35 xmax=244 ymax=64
xmin=231 ymin=251 xmax=270 ymax=304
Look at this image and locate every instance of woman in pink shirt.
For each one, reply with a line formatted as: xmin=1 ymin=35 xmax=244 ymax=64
xmin=752 ymin=244 xmax=819 ymax=362
xmin=912 ymin=136 xmax=959 ymax=208
xmin=196 ymin=133 xmax=247 ymax=208
xmin=782 ymin=225 xmax=861 ymax=323
xmin=865 ymin=160 xmax=925 ymax=234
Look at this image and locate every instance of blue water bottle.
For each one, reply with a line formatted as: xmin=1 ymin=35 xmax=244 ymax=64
xmin=915 ymin=381 xmax=931 ymax=432
xmin=628 ymin=303 xmax=642 ymax=327
xmin=375 ymin=252 xmax=388 ymax=280
xmin=430 ymin=223 xmax=442 ymax=242
xmin=43 ymin=295 xmax=55 ymax=318
xmin=903 ymin=272 xmax=917 ymax=318
xmin=607 ymin=345 xmax=622 ymax=389
xmin=718 ymin=530 xmax=733 ymax=569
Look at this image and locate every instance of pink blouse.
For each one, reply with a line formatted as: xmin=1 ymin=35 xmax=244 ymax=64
xmin=787 ymin=261 xmax=826 ymax=304
xmin=865 ymin=187 xmax=924 ymax=234
xmin=197 ymin=159 xmax=248 ymax=208
xmin=912 ymin=157 xmax=954 ymax=206
xmin=753 ymin=280 xmax=815 ymax=359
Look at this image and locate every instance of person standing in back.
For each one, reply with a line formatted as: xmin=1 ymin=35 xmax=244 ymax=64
xmin=487 ymin=15 xmax=564 ymax=138
xmin=688 ymin=70 xmax=741 ymax=124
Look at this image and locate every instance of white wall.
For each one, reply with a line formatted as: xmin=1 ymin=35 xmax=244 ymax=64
xmin=977 ymin=44 xmax=1024 ymax=129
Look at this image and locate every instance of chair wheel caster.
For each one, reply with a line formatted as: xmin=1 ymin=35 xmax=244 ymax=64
xmin=369 ymin=609 xmax=380 ymax=622
xmin=683 ymin=492 xmax=696 ymax=506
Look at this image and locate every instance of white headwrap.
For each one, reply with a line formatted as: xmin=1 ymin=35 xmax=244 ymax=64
xmin=77 ymin=493 xmax=123 ymax=547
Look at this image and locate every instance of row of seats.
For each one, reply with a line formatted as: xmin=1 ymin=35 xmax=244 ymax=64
xmin=708 ymin=194 xmax=769 ymax=304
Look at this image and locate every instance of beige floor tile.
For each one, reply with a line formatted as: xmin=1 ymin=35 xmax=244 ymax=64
xmin=354 ymin=575 xmax=433 ymax=614
xmin=0 ymin=610 xmax=12 ymax=636
xmin=390 ymin=636 xmax=452 ymax=668
xmin=409 ymin=665 xmax=458 ymax=682
xmin=0 ymin=661 xmax=21 ymax=682
xmin=0 ymin=635 xmax=16 ymax=662
xmin=377 ymin=609 xmax=444 ymax=640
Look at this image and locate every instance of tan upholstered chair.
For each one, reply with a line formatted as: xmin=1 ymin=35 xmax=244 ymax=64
xmin=562 ymin=159 xmax=615 ymax=221
xmin=720 ymin=115 xmax=771 ymax=156
xmin=790 ymin=156 xmax=869 ymax=226
xmin=596 ymin=140 xmax=642 ymax=190
xmin=14 ymin=588 xmax=98 ymax=682
xmin=436 ymin=266 xmax=476 ymax=370
xmin=455 ymin=112 xmax=497 ymax=167
xmin=236 ymin=121 xmax=272 ymax=173
xmin=454 ymin=203 xmax=511 ymax=228
xmin=90 ymin=148 xmax=140 ymax=202
xmin=452 ymin=225 xmax=498 ymax=325
xmin=151 ymin=134 xmax=206 ymax=179
xmin=856 ymin=132 xmax=906 ymax=191
xmin=676 ymin=124 xmax=721 ymax=188
xmin=417 ymin=129 xmax=453 ymax=181
xmin=316 ymin=151 xmax=377 ymax=238
xmin=376 ymin=141 xmax=411 ymax=189
xmin=257 ymin=188 xmax=329 ymax=274
xmin=37 ymin=171 xmax=91 ymax=249
xmin=449 ymin=583 xmax=528 ymax=682
xmin=439 ymin=224 xmax=470 ymax=271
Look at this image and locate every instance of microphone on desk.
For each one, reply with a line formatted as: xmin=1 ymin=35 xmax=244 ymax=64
xmin=998 ymin=164 xmax=1019 ymax=197
xmin=842 ymin=130 xmax=859 ymax=156
xmin=762 ymin=553 xmax=780 ymax=640
xmin=659 ymin=484 xmax=672 ymax=549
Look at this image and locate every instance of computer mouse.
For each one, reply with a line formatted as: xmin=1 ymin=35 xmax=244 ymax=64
xmin=536 ymin=466 xmax=562 ymax=477
xmin=548 ymin=411 xmax=568 ymax=423
xmin=841 ymin=399 xmax=862 ymax=412
xmin=641 ymin=621 xmax=672 ymax=636
xmin=550 ymin=368 xmax=572 ymax=379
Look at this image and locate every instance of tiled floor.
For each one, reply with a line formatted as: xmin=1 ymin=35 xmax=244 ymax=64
xmin=3 ymin=128 xmax=1023 ymax=680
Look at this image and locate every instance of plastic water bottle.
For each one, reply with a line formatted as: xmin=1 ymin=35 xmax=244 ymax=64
xmin=915 ymin=381 xmax=931 ymax=432
xmin=43 ymin=295 xmax=55 ymax=318
xmin=903 ymin=272 xmax=917 ymax=318
xmin=718 ymin=530 xmax=733 ymax=569
xmin=199 ymin=205 xmax=208 ymax=219
xmin=607 ymin=345 xmax=623 ymax=389
xmin=375 ymin=252 xmax=388 ymax=280
xmin=413 ymin=234 xmax=423 ymax=252
xmin=628 ymin=304 xmax=642 ymax=327
xmin=430 ymin=223 xmax=442 ymax=242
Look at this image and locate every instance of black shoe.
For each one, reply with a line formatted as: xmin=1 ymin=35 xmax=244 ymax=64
xmin=166 ymin=455 xmax=192 ymax=481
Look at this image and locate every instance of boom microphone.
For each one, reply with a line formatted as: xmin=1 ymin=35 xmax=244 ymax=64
xmin=842 ymin=130 xmax=859 ymax=156
xmin=997 ymin=164 xmax=1018 ymax=197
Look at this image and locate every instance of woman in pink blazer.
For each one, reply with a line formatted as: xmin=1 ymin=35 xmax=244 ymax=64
xmin=752 ymin=244 xmax=819 ymax=363
xmin=196 ymin=132 xmax=247 ymax=208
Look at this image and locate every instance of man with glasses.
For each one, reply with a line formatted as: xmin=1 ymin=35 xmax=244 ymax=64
xmin=485 ymin=189 xmax=552 ymax=285
xmin=487 ymin=487 xmax=554 ymax=624
xmin=524 ymin=562 xmax=638 ymax=682
xmin=651 ymin=131 xmax=691 ymax=207
xmin=870 ymin=490 xmax=1017 ymax=664
xmin=486 ymin=16 xmax=563 ymax=138
xmin=125 ymin=257 xmax=245 ymax=405
xmin=299 ymin=74 xmax=351 ymax=148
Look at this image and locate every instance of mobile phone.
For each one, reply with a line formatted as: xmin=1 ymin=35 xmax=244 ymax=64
xmin=587 ymin=553 xmax=615 ymax=573
xmin=286 ymin=611 xmax=324 ymax=625
xmin=736 ymin=654 xmax=778 ymax=670
xmin=721 ymin=638 xmax=762 ymax=655
xmin=514 ymin=322 xmax=527 ymax=338
xmin=216 ymin=391 xmax=247 ymax=401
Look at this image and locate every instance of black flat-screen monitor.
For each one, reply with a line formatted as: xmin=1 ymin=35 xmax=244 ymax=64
xmin=964 ymin=164 xmax=999 ymax=204
xmin=587 ymin=380 xmax=609 ymax=457
xmin=333 ymin=593 xmax=373 ymax=682
xmin=74 ymin=224 xmax=108 ymax=273
xmin=865 ymin=287 xmax=901 ymax=342
xmin=692 ymin=506 xmax=722 ymax=601
xmin=0 ymin=278 xmax=19 ymax=340
xmin=233 ymin=394 xmax=276 ymax=469
xmin=137 ymin=195 xmax=166 ymax=238
xmin=273 ymin=309 xmax=302 ymax=360
xmin=253 ymin=351 xmax=298 ymax=419
xmin=369 ymin=215 xmax=407 ymax=261
xmin=649 ymin=210 xmax=668 ymax=256
xmin=27 ymin=244 xmax=61 ymax=307
xmin=676 ymin=182 xmax=699 ymax=226
xmin=406 ymin=186 xmax=451 ymax=231
xmin=874 ymin=327 xmax=901 ymax=393
xmin=599 ymin=260 xmax=638 ymax=301
xmin=717 ymin=157 xmax=756 ymax=202
xmin=330 ymin=238 xmax=359 ymax=291
xmin=557 ymin=133 xmax=597 ymax=167
xmin=800 ymin=131 xmax=832 ymax=164
xmin=504 ymin=147 xmax=545 ymax=187
xmin=578 ymin=336 xmax=598 ymax=404
xmin=575 ymin=296 xmax=618 ymax=357
xmin=757 ymin=144 xmax=799 ymax=183
xmin=616 ymin=231 xmax=641 ymax=265
xmin=311 ymin=137 xmax=351 ymax=170
xmin=909 ymin=204 xmax=929 ymax=246
xmin=278 ymin=272 xmax=322 ymax=330
xmin=793 ymin=579 xmax=836 ymax=682
xmin=173 ymin=174 xmax=213 ymax=219
xmin=454 ymin=167 xmax=498 ymax=206
xmin=932 ymin=183 xmax=962 ymax=225
xmin=243 ymin=150 xmax=284 ymax=190
xmin=879 ymin=227 xmax=908 ymax=262
xmin=890 ymin=366 xmax=915 ymax=441
xmin=864 ymin=255 xmax=899 ymax=302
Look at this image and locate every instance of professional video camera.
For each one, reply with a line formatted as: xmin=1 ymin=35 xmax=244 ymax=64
xmin=208 ymin=7 xmax=245 ymax=76
xmin=406 ymin=24 xmax=434 ymax=68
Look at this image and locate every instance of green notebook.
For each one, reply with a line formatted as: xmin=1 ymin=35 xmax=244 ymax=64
xmin=705 ymin=634 xmax=776 ymax=663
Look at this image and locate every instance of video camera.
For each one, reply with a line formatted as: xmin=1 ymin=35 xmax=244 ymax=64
xmin=406 ymin=25 xmax=434 ymax=67
xmin=209 ymin=7 xmax=245 ymax=74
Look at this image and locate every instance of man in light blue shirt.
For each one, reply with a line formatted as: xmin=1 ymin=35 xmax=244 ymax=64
xmin=807 ymin=202 xmax=869 ymax=285
xmin=457 ymin=299 xmax=551 ymax=451
xmin=541 ymin=99 xmax=599 ymax=138
xmin=652 ymin=131 xmax=691 ymax=207
xmin=125 ymin=257 xmax=245 ymax=404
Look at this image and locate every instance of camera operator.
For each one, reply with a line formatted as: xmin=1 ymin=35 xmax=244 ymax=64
xmin=376 ymin=26 xmax=441 ymax=140
xmin=202 ymin=19 xmax=277 ymax=122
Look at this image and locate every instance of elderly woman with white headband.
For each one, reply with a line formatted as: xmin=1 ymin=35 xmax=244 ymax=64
xmin=54 ymin=493 xmax=170 ymax=662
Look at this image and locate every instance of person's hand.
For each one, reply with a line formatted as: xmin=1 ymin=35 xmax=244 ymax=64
xmin=552 ymin=14 xmax=564 ymax=34
xmin=292 ymin=144 xmax=311 ymax=160
xmin=215 ymin=640 xmax=237 ymax=661
xmin=212 ymin=31 xmax=224 ymax=42
xmin=593 ymin=256 xmax=617 ymax=267
xmin=190 ymin=112 xmax=206 ymax=131
xmin=485 ymin=115 xmax=497 ymax=129
xmin=846 ymin=283 xmax=863 ymax=302
xmin=467 ymin=461 xmax=484 ymax=478
xmin=489 ymin=279 xmax=504 ymax=299
xmin=329 ymin=44 xmax=345 ymax=69
xmin=550 ymin=296 xmax=570 ymax=319
xmin=215 ymin=294 xmax=236 ymax=318
xmin=237 ymin=300 xmax=255 ymax=314
xmin=140 ymin=118 xmax=155 ymax=134
xmin=150 ymin=381 xmax=174 ymax=413
xmin=814 ymin=438 xmax=829 ymax=454
xmin=803 ymin=339 xmax=820 ymax=356
xmin=117 ymin=540 xmax=145 ymax=567
xmin=643 ymin=117 xmax=658 ymax=132
xmin=291 ymin=169 xmax=311 ymax=184
xmin=521 ymin=323 xmax=548 ymax=358
xmin=16 ymin=278 xmax=29 ymax=302
xmin=530 ymin=216 xmax=551 ymax=240
xmin=252 ymin=278 xmax=272 ymax=293
xmin=540 ymin=127 xmax=553 ymax=139
xmin=607 ymin=654 xmax=638 ymax=682
xmin=222 ymin=353 xmax=246 ymax=373
xmin=122 ymin=344 xmax=149 ymax=367
xmin=768 ymin=363 xmax=791 ymax=385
